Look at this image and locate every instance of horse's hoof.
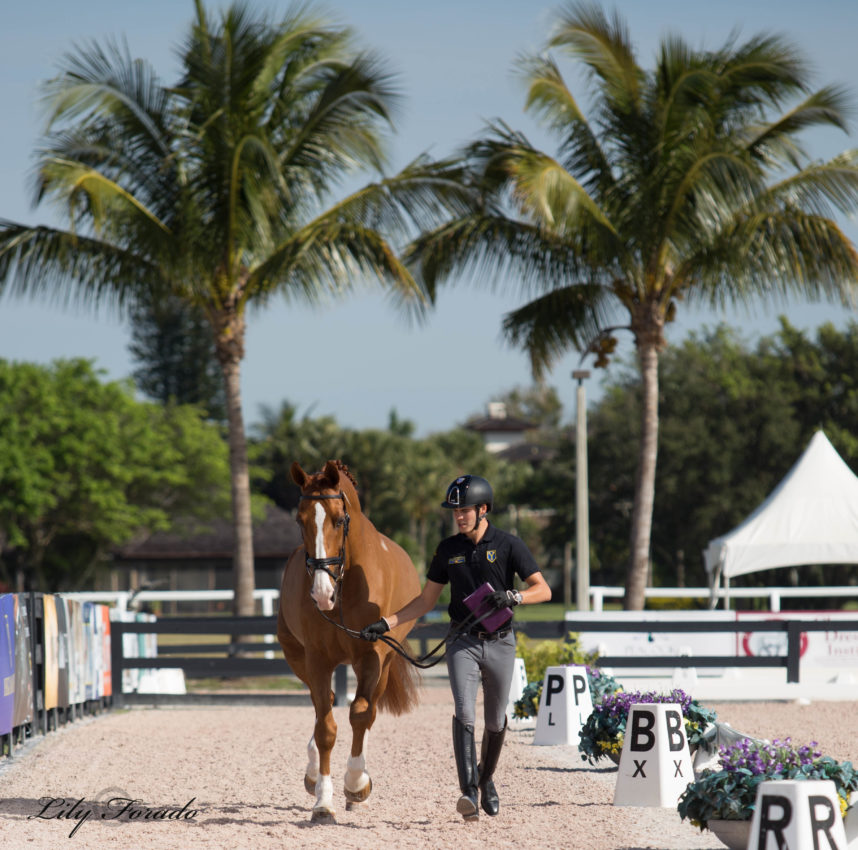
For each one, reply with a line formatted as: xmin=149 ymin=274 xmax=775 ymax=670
xmin=304 ymin=775 xmax=316 ymax=795
xmin=344 ymin=777 xmax=372 ymax=804
xmin=311 ymin=808 xmax=336 ymax=824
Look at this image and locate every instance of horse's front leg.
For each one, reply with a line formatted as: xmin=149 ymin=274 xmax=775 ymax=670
xmin=343 ymin=651 xmax=387 ymax=808
xmin=306 ymin=672 xmax=338 ymax=822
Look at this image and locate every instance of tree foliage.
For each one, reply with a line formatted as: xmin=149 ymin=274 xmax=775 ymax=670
xmin=552 ymin=319 xmax=858 ymax=597
xmin=0 ymin=358 xmax=231 ymax=591
xmin=128 ymin=293 xmax=227 ymax=423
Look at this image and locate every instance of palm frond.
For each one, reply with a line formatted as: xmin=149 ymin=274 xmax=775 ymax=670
xmin=745 ymin=86 xmax=854 ymax=168
xmin=518 ymin=54 xmax=616 ymax=193
xmin=405 ymin=212 xmax=601 ymax=304
xmin=0 ymin=221 xmax=159 ymax=310
xmin=318 ymin=155 xmax=475 ymax=239
xmin=548 ymin=1 xmax=642 ymax=110
xmin=248 ymin=217 xmax=423 ymax=312
xmin=501 ymin=283 xmax=617 ymax=379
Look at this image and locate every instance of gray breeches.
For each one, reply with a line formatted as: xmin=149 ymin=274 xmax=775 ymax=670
xmin=446 ymin=631 xmax=516 ymax=732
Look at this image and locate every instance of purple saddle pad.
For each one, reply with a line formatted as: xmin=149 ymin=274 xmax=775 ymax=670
xmin=463 ymin=582 xmax=513 ymax=633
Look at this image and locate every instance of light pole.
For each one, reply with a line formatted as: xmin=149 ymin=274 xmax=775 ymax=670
xmin=573 ymin=369 xmax=591 ymax=612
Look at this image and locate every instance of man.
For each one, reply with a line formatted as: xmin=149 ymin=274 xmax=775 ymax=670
xmin=361 ymin=474 xmax=551 ymax=821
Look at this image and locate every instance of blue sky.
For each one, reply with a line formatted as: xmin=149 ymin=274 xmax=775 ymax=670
xmin=2 ymin=0 xmax=857 ymax=435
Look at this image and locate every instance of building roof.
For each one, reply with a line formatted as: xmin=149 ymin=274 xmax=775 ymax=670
xmin=465 ymin=414 xmax=536 ymax=433
xmin=114 ymin=503 xmax=302 ymax=561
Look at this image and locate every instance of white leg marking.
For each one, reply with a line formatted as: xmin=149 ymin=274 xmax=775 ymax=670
xmin=315 ymin=773 xmax=334 ymax=815
xmin=306 ymin=734 xmax=319 ymax=784
xmin=345 ymin=752 xmax=370 ymax=795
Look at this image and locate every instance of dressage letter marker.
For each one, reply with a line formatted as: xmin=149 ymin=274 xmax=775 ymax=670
xmin=532 ymin=666 xmax=593 ymax=746
xmin=747 ymin=780 xmax=847 ymax=850
xmin=506 ymin=657 xmax=529 ymax=724
xmin=613 ymin=703 xmax=693 ymax=807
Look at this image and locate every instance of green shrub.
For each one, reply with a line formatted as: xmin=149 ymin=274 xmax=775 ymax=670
xmin=515 ymin=632 xmax=596 ymax=685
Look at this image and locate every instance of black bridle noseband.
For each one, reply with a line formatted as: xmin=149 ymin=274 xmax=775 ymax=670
xmin=299 ymin=491 xmax=351 ymax=584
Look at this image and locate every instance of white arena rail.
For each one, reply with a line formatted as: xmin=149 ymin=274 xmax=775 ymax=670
xmin=587 ymin=585 xmax=858 ymax=612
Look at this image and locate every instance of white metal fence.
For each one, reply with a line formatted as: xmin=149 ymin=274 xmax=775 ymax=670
xmin=62 ymin=585 xmax=858 ymax=615
xmin=587 ymin=585 xmax=858 ymax=612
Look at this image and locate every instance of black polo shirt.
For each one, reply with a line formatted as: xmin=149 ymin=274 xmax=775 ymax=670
xmin=426 ymin=523 xmax=540 ymax=624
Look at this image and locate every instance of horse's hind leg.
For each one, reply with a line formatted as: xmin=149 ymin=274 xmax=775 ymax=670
xmin=343 ymin=652 xmax=387 ymax=808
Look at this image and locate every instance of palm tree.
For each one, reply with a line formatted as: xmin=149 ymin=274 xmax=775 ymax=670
xmin=407 ymin=1 xmax=858 ymax=608
xmin=0 ymin=1 xmax=465 ymax=615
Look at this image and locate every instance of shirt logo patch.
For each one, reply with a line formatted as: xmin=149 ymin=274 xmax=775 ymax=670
xmin=486 ymin=550 xmax=497 ymax=563
xmin=448 ymin=555 xmax=466 ymax=565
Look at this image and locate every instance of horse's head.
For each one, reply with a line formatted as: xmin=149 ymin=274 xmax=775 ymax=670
xmin=291 ymin=460 xmax=357 ymax=611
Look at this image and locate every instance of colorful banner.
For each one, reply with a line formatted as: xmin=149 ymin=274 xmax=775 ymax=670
xmin=66 ymin=597 xmax=85 ymax=706
xmin=54 ymin=596 xmax=70 ymax=709
xmin=43 ymin=595 xmax=59 ymax=711
xmin=13 ymin=595 xmax=33 ymax=727
xmin=82 ymin=601 xmax=96 ymax=701
xmin=100 ymin=605 xmax=112 ymax=698
xmin=0 ymin=595 xmax=15 ymax=735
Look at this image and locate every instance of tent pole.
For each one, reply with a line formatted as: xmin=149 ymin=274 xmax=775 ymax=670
xmin=723 ymin=574 xmax=730 ymax=610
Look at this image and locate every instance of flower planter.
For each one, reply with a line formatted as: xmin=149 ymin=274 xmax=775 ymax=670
xmin=707 ymin=819 xmax=751 ymax=850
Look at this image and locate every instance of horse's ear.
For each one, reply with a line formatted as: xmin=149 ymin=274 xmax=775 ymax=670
xmin=291 ymin=462 xmax=309 ymax=489
xmin=322 ymin=460 xmax=340 ymax=489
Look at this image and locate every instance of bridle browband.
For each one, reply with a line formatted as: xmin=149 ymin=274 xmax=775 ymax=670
xmin=299 ymin=491 xmax=351 ymax=583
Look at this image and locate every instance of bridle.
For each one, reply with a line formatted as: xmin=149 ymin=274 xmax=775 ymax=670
xmin=299 ymin=491 xmax=351 ymax=584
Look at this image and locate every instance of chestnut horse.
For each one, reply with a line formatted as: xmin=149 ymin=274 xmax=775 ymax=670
xmin=277 ymin=460 xmax=421 ymax=822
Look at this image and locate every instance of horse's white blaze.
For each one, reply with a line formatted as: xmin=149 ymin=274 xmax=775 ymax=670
xmin=345 ymin=752 xmax=370 ymax=795
xmin=380 ymin=539 xmax=388 ymax=551
xmin=313 ymin=502 xmax=326 ymax=555
xmin=309 ymin=502 xmax=335 ymax=610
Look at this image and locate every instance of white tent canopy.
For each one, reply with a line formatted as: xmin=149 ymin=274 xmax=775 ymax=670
xmin=704 ymin=430 xmax=858 ymax=582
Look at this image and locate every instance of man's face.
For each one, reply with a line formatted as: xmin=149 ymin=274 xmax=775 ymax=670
xmin=452 ymin=506 xmax=482 ymax=532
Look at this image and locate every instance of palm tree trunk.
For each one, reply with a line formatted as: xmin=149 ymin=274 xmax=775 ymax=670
xmin=624 ymin=338 xmax=660 ymax=610
xmin=220 ymin=355 xmax=256 ymax=617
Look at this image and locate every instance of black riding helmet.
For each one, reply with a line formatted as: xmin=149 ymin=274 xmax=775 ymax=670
xmin=441 ymin=475 xmax=493 ymax=512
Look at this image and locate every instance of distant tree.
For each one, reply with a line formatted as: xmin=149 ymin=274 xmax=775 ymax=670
xmin=251 ymin=401 xmax=345 ymax=511
xmin=408 ymin=2 xmax=858 ymax=608
xmin=129 ymin=293 xmax=226 ymax=422
xmin=496 ymin=385 xmax=564 ymax=430
xmin=557 ymin=319 xmax=858 ymax=596
xmin=0 ymin=358 xmax=231 ymax=591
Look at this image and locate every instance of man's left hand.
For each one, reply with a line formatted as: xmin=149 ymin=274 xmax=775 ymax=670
xmin=486 ymin=590 xmax=521 ymax=610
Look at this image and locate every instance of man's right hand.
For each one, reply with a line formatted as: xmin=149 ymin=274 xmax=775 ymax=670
xmin=360 ymin=619 xmax=390 ymax=642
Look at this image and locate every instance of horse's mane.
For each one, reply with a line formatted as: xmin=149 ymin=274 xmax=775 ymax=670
xmin=302 ymin=460 xmax=361 ymax=512
xmin=333 ymin=460 xmax=358 ymax=489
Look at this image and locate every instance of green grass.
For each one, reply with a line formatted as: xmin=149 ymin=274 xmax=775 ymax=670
xmin=187 ymin=675 xmax=306 ymax=692
xmin=514 ymin=602 xmax=569 ymax=622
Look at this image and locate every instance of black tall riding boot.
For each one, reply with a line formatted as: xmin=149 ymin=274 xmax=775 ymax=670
xmin=478 ymin=719 xmax=507 ymax=816
xmin=452 ymin=716 xmax=479 ymax=821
